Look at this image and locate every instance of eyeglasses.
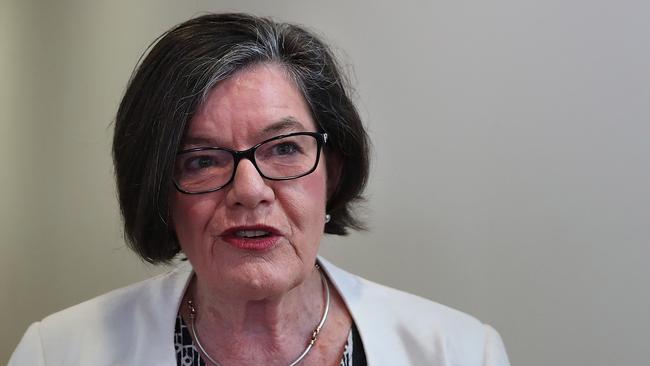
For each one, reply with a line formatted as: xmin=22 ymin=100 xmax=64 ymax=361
xmin=173 ymin=132 xmax=328 ymax=194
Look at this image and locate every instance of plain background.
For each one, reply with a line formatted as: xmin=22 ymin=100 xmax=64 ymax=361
xmin=2 ymin=0 xmax=649 ymax=364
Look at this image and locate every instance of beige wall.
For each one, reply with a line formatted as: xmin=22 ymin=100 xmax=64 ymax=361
xmin=3 ymin=1 xmax=650 ymax=364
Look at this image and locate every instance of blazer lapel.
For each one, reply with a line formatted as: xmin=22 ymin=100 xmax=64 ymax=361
xmin=318 ymin=257 xmax=413 ymax=365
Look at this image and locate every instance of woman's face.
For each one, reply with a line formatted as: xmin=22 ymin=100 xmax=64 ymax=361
xmin=171 ymin=64 xmax=332 ymax=299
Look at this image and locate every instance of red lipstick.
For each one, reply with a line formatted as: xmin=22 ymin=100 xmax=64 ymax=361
xmin=220 ymin=225 xmax=282 ymax=251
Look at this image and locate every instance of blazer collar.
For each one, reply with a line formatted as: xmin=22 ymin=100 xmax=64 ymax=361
xmin=317 ymin=257 xmax=411 ymax=365
xmin=158 ymin=257 xmax=402 ymax=365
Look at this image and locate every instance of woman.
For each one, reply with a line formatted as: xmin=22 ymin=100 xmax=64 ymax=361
xmin=10 ymin=13 xmax=509 ymax=365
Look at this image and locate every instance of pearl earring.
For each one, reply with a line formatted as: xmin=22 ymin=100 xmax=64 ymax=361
xmin=325 ymin=214 xmax=331 ymax=223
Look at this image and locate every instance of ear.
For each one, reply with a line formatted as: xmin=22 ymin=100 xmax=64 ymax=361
xmin=325 ymin=152 xmax=342 ymax=200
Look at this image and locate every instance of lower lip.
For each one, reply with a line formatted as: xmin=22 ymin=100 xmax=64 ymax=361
xmin=222 ymin=235 xmax=281 ymax=251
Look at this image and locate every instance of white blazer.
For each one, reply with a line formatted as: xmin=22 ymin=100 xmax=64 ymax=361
xmin=9 ymin=257 xmax=510 ymax=365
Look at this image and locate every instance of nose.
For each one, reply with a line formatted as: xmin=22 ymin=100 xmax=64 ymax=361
xmin=225 ymin=159 xmax=275 ymax=208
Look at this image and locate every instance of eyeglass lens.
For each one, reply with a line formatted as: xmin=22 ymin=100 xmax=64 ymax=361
xmin=174 ymin=134 xmax=320 ymax=193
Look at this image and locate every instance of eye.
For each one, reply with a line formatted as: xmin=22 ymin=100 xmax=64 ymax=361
xmin=272 ymin=141 xmax=301 ymax=156
xmin=180 ymin=151 xmax=230 ymax=173
xmin=188 ymin=156 xmax=215 ymax=169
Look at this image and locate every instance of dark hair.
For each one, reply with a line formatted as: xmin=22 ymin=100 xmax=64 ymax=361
xmin=113 ymin=13 xmax=370 ymax=263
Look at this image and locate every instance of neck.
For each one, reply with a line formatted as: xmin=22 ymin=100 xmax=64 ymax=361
xmin=184 ymin=265 xmax=325 ymax=363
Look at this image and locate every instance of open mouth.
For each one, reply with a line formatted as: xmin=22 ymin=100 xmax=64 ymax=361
xmin=234 ymin=230 xmax=271 ymax=239
xmin=222 ymin=226 xmax=281 ymax=251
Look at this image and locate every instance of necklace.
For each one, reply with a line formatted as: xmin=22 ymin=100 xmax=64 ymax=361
xmin=187 ymin=264 xmax=331 ymax=366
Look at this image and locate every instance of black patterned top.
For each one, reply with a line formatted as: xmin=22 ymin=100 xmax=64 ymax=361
xmin=174 ymin=315 xmax=366 ymax=365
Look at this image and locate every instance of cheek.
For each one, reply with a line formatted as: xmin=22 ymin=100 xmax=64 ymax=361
xmin=171 ymin=193 xmax=219 ymax=247
xmin=280 ymin=171 xmax=328 ymax=227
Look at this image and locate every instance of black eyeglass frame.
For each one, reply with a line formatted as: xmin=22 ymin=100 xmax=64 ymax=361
xmin=173 ymin=131 xmax=328 ymax=195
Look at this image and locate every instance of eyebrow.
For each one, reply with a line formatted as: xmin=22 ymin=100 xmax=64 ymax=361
xmin=259 ymin=117 xmax=305 ymax=136
xmin=181 ymin=116 xmax=308 ymax=149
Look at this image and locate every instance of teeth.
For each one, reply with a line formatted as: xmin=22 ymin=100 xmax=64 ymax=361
xmin=235 ymin=230 xmax=270 ymax=238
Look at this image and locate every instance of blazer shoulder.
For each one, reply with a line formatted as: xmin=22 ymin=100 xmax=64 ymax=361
xmin=40 ymin=266 xmax=186 ymax=328
xmin=364 ymin=280 xmax=510 ymax=364
xmin=320 ymin=257 xmax=483 ymax=333
xmin=319 ymin=258 xmax=510 ymax=365
xmin=18 ymin=265 xmax=191 ymax=365
xmin=358 ymin=273 xmax=487 ymax=336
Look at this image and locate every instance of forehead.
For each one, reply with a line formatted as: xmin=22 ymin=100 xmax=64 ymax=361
xmin=184 ymin=64 xmax=316 ymax=147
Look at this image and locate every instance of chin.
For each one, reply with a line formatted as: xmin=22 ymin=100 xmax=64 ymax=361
xmin=218 ymin=256 xmax=306 ymax=299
